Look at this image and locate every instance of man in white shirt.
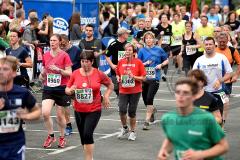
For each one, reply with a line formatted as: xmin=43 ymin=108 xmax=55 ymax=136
xmin=192 ymin=10 xmax=201 ymax=32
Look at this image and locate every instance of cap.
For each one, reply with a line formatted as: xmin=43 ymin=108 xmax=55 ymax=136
xmin=117 ymin=27 xmax=131 ymax=35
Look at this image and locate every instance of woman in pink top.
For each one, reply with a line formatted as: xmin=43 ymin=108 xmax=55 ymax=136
xmin=39 ymin=34 xmax=72 ymax=149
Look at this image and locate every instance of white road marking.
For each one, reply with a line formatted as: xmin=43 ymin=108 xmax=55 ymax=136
xmin=26 ymin=147 xmax=57 ymax=151
xmin=95 ymin=131 xmax=120 ymax=141
xmin=48 ymin=146 xmax=78 ymax=155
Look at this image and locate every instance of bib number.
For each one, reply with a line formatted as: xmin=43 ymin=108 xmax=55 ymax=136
xmin=216 ymin=92 xmax=229 ymax=104
xmin=47 ymin=74 xmax=61 ymax=87
xmin=174 ymin=36 xmax=182 ymax=44
xmin=201 ymin=36 xmax=207 ymax=42
xmin=186 ymin=46 xmax=196 ymax=55
xmin=16 ymin=67 xmax=21 ymax=76
xmin=0 ymin=109 xmax=20 ymax=133
xmin=118 ymin=51 xmax=125 ymax=61
xmin=75 ymin=88 xmax=93 ymax=103
xmin=162 ymin=35 xmax=170 ymax=44
xmin=145 ymin=67 xmax=156 ymax=79
xmin=121 ymin=75 xmax=135 ymax=88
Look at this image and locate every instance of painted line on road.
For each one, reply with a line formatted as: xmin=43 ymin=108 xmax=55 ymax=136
xmin=48 ymin=146 xmax=78 ymax=155
xmin=95 ymin=131 xmax=120 ymax=141
xmin=25 ymin=129 xmax=107 ymax=136
xmin=26 ymin=147 xmax=57 ymax=151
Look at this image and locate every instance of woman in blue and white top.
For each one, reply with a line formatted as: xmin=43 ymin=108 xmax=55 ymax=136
xmin=138 ymin=31 xmax=169 ymax=130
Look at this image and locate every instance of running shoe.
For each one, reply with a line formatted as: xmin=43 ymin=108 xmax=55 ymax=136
xmin=142 ymin=122 xmax=150 ymax=130
xmin=58 ymin=136 xmax=66 ymax=148
xmin=65 ymin=126 xmax=73 ymax=136
xmin=128 ymin=131 xmax=136 ymax=141
xmin=43 ymin=135 xmax=56 ymax=148
xmin=117 ymin=127 xmax=129 ymax=139
xmin=162 ymin=73 xmax=167 ymax=82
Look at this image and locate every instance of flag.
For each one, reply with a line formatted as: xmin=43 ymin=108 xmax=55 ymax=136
xmin=190 ymin=0 xmax=198 ymax=18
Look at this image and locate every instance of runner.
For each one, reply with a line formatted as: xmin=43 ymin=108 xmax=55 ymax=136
xmin=193 ymin=37 xmax=233 ymax=118
xmin=40 ymin=34 xmax=72 ymax=148
xmin=116 ymin=43 xmax=146 ymax=140
xmin=188 ymin=69 xmax=222 ymax=124
xmin=156 ymin=13 xmax=172 ymax=81
xmin=138 ymin=31 xmax=168 ymax=129
xmin=0 ymin=56 xmax=41 ymax=160
xmin=179 ymin=21 xmax=201 ymax=76
xmin=170 ymin=13 xmax=185 ymax=74
xmin=105 ymin=27 xmax=130 ymax=97
xmin=65 ymin=50 xmax=113 ymax=160
xmin=60 ymin=34 xmax=81 ymax=136
xmin=6 ymin=29 xmax=33 ymax=88
xmin=215 ymin=32 xmax=240 ymax=126
xmin=157 ymin=78 xmax=229 ymax=160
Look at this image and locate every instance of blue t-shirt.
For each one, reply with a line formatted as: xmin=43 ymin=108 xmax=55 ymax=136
xmin=207 ymin=14 xmax=220 ymax=27
xmin=138 ymin=46 xmax=168 ymax=80
xmin=0 ymin=85 xmax=36 ymax=145
xmin=6 ymin=46 xmax=30 ymax=77
xmin=66 ymin=45 xmax=81 ymax=71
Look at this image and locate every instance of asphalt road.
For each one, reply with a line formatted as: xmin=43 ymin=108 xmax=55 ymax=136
xmin=25 ymin=69 xmax=240 ymax=160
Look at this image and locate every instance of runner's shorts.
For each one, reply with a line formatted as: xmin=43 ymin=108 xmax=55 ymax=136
xmin=0 ymin=143 xmax=25 ymax=160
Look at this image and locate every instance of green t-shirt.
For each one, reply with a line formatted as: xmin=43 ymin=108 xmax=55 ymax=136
xmin=161 ymin=107 xmax=225 ymax=160
xmin=0 ymin=38 xmax=9 ymax=49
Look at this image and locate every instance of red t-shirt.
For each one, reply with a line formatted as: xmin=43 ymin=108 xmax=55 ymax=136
xmin=42 ymin=50 xmax=72 ymax=87
xmin=67 ymin=68 xmax=112 ymax=112
xmin=116 ymin=58 xmax=146 ymax=94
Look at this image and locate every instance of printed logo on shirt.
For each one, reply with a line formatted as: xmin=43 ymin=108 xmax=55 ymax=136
xmin=188 ymin=130 xmax=203 ymax=136
xmin=122 ymin=64 xmax=136 ymax=67
xmin=82 ymin=83 xmax=87 ymax=87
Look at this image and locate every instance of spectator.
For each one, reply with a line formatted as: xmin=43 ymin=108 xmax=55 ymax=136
xmin=207 ymin=6 xmax=220 ymax=27
xmin=69 ymin=12 xmax=82 ymax=40
xmin=225 ymin=11 xmax=240 ymax=31
xmin=103 ymin=17 xmax=119 ymax=38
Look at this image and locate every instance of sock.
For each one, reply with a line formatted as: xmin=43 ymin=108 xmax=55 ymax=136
xmin=123 ymin=125 xmax=128 ymax=129
xmin=49 ymin=134 xmax=54 ymax=137
xmin=67 ymin=122 xmax=72 ymax=128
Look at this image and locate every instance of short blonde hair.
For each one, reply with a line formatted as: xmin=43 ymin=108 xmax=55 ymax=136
xmin=0 ymin=56 xmax=19 ymax=71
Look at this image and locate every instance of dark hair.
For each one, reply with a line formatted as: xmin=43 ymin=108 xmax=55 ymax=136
xmin=108 ymin=17 xmax=119 ymax=35
xmin=51 ymin=34 xmax=62 ymax=41
xmin=185 ymin=21 xmax=193 ymax=27
xmin=28 ymin=9 xmax=37 ymax=15
xmin=141 ymin=7 xmax=147 ymax=14
xmin=175 ymin=78 xmax=199 ymax=95
xmin=227 ymin=11 xmax=237 ymax=23
xmin=204 ymin=37 xmax=215 ymax=44
xmin=10 ymin=29 xmax=22 ymax=38
xmin=80 ymin=50 xmax=95 ymax=62
xmin=70 ymin=12 xmax=81 ymax=31
xmin=85 ymin=24 xmax=94 ymax=29
xmin=159 ymin=13 xmax=168 ymax=20
xmin=187 ymin=69 xmax=208 ymax=86
xmin=200 ymin=15 xmax=208 ymax=20
xmin=60 ymin=34 xmax=69 ymax=41
xmin=16 ymin=9 xmax=24 ymax=18
xmin=102 ymin=11 xmax=110 ymax=20
xmin=173 ymin=13 xmax=180 ymax=17
xmin=119 ymin=12 xmax=126 ymax=20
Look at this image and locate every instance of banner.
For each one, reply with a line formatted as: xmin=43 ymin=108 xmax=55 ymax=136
xmin=79 ymin=3 xmax=99 ymax=38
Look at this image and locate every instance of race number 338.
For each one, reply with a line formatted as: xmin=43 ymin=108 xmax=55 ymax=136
xmin=47 ymin=74 xmax=62 ymax=87
xmin=75 ymin=88 xmax=93 ymax=103
xmin=121 ymin=75 xmax=135 ymax=88
xmin=145 ymin=67 xmax=156 ymax=79
xmin=0 ymin=109 xmax=20 ymax=133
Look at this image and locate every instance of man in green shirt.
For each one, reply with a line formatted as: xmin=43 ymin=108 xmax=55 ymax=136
xmin=157 ymin=78 xmax=229 ymax=160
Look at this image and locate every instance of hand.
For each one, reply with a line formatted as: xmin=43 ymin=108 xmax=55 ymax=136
xmin=16 ymin=108 xmax=29 ymax=120
xmin=231 ymin=75 xmax=238 ymax=83
xmin=116 ymin=76 xmax=120 ymax=83
xmin=39 ymin=73 xmax=45 ymax=81
xmin=43 ymin=19 xmax=48 ymax=24
xmin=128 ymin=72 xmax=135 ymax=78
xmin=160 ymin=31 xmax=164 ymax=35
xmin=144 ymin=60 xmax=152 ymax=66
xmin=179 ymin=52 xmax=182 ymax=56
xmin=213 ymin=79 xmax=221 ymax=90
xmin=157 ymin=149 xmax=169 ymax=160
xmin=0 ymin=98 xmax=5 ymax=110
xmin=155 ymin=64 xmax=162 ymax=70
xmin=102 ymin=96 xmax=110 ymax=109
xmin=70 ymin=85 xmax=77 ymax=94
xmin=49 ymin=65 xmax=61 ymax=72
xmin=112 ymin=65 xmax=117 ymax=70
xmin=182 ymin=149 xmax=203 ymax=160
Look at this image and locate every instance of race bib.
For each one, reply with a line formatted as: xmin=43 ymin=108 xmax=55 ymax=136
xmin=47 ymin=74 xmax=61 ymax=87
xmin=118 ymin=51 xmax=125 ymax=61
xmin=216 ymin=91 xmax=229 ymax=104
xmin=16 ymin=66 xmax=21 ymax=76
xmin=174 ymin=35 xmax=182 ymax=44
xmin=0 ymin=109 xmax=20 ymax=133
xmin=145 ymin=67 xmax=156 ymax=79
xmin=162 ymin=35 xmax=171 ymax=44
xmin=121 ymin=75 xmax=135 ymax=88
xmin=200 ymin=36 xmax=207 ymax=42
xmin=176 ymin=150 xmax=185 ymax=160
xmin=186 ymin=46 xmax=197 ymax=55
xmin=75 ymin=88 xmax=93 ymax=103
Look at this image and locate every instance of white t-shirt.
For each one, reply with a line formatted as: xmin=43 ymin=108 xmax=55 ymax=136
xmin=192 ymin=18 xmax=201 ymax=32
xmin=193 ymin=53 xmax=233 ymax=92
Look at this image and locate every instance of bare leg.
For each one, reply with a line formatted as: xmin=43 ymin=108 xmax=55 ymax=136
xmin=42 ymin=99 xmax=55 ymax=135
xmin=84 ymin=144 xmax=94 ymax=160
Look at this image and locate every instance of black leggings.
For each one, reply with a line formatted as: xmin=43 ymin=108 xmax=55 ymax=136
xmin=74 ymin=111 xmax=101 ymax=145
xmin=142 ymin=80 xmax=159 ymax=106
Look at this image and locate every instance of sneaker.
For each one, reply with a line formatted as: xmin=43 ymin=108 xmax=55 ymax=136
xmin=65 ymin=126 xmax=73 ymax=136
xmin=128 ymin=131 xmax=136 ymax=141
xmin=142 ymin=122 xmax=150 ymax=130
xmin=117 ymin=127 xmax=129 ymax=139
xmin=43 ymin=135 xmax=56 ymax=148
xmin=58 ymin=136 xmax=66 ymax=148
xmin=162 ymin=73 xmax=167 ymax=82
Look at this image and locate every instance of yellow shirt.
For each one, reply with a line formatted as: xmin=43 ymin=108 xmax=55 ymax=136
xmin=196 ymin=24 xmax=214 ymax=52
xmin=171 ymin=20 xmax=185 ymax=46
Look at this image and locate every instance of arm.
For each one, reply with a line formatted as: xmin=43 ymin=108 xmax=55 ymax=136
xmin=157 ymin=138 xmax=173 ymax=160
xmin=20 ymin=56 xmax=33 ymax=68
xmin=193 ymin=33 xmax=202 ymax=48
xmin=60 ymin=66 xmax=72 ymax=76
xmin=73 ymin=24 xmax=82 ymax=39
xmin=105 ymin=55 xmax=117 ymax=70
xmin=17 ymin=104 xmax=41 ymax=121
xmin=212 ymin=110 xmax=222 ymax=124
xmin=102 ymin=78 xmax=114 ymax=109
xmin=38 ymin=20 xmax=49 ymax=35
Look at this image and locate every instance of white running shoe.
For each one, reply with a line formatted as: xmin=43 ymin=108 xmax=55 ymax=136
xmin=128 ymin=132 xmax=136 ymax=141
xmin=117 ymin=127 xmax=129 ymax=139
